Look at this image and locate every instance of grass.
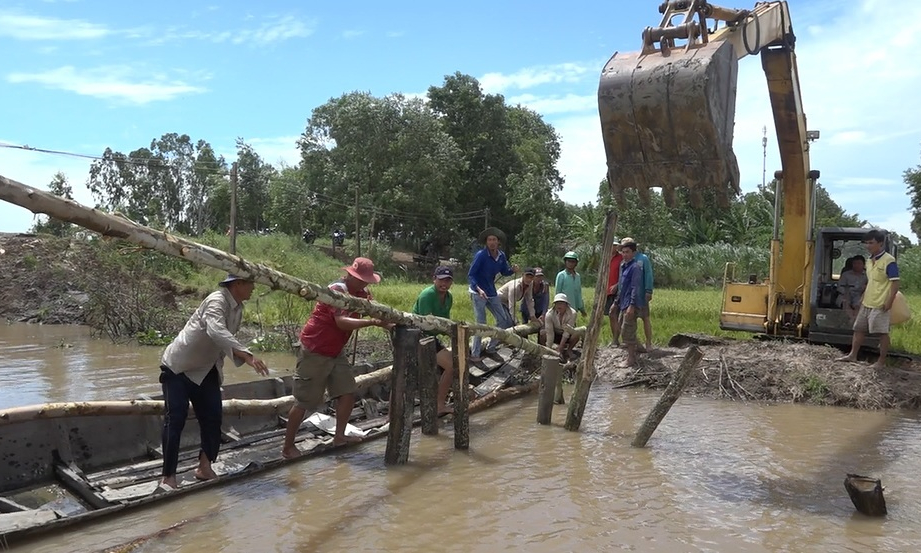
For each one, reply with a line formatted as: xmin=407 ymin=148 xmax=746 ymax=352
xmin=146 ymin=233 xmax=921 ymax=355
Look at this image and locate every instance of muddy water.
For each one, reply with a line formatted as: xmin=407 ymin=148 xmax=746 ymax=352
xmin=5 ymin=324 xmax=921 ymax=552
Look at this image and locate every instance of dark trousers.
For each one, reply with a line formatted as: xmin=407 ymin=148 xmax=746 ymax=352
xmin=160 ymin=366 xmax=222 ymax=477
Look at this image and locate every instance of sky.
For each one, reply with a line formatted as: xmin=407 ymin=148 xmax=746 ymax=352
xmin=1 ymin=0 xmax=919 ymax=240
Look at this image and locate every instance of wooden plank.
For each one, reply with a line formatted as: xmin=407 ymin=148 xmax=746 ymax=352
xmin=54 ymin=463 xmax=114 ymax=510
xmin=385 ymin=326 xmax=420 ymax=465
xmin=452 ymin=325 xmax=470 ymax=450
xmin=0 ymin=496 xmax=30 ymax=513
xmin=0 ymin=510 xmax=58 ymax=535
xmin=418 ymin=337 xmax=439 ymax=436
xmin=473 ymin=355 xmax=523 ymax=397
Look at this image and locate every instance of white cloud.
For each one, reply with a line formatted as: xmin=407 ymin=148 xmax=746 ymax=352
xmin=7 ymin=66 xmax=206 ymax=104
xmin=0 ymin=11 xmax=109 ymax=40
xmin=479 ymin=62 xmax=595 ymax=93
xmin=507 ymin=93 xmax=596 ymax=115
xmin=341 ymin=29 xmax=364 ymax=39
xmin=386 ymin=31 xmax=404 ymax=38
xmin=243 ymin=135 xmax=301 ymax=167
xmin=147 ymin=15 xmax=314 ymax=46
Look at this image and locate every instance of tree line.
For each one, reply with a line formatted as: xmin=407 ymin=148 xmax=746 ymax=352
xmin=33 ymin=70 xmax=897 ymax=276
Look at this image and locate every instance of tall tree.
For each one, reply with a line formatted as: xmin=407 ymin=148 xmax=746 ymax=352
xmin=235 ymin=140 xmax=275 ymax=232
xmin=87 ymin=134 xmax=224 ymax=233
xmin=297 ymin=91 xmax=466 ymax=243
xmin=31 ymin=172 xmax=74 ymax=236
xmin=905 ymin=152 xmax=921 ymax=242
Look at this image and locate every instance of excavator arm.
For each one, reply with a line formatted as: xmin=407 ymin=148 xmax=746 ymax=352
xmin=599 ymin=1 xmax=818 ymax=336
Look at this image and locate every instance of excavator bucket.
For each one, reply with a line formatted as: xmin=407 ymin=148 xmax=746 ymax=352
xmin=598 ymin=40 xmax=741 ymax=207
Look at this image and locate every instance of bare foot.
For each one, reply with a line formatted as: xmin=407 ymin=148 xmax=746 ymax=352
xmin=333 ymin=434 xmax=364 ymax=446
xmin=160 ymin=477 xmax=178 ymax=489
xmin=835 ymin=355 xmax=857 ymax=363
xmin=281 ymin=447 xmax=302 ymax=460
xmin=621 ymin=358 xmax=637 ymax=368
xmin=194 ymin=467 xmax=217 ymax=481
xmin=870 ymin=363 xmax=886 ymax=370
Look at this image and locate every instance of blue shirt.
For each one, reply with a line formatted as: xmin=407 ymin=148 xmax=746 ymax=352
xmin=618 ymin=258 xmax=648 ymax=311
xmin=525 ymin=280 xmax=550 ymax=316
xmin=468 ymin=248 xmax=514 ymax=297
xmin=636 ymin=252 xmax=654 ymax=295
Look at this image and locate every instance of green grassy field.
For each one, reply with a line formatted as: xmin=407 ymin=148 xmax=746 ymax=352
xmin=247 ymin=281 xmax=921 ymax=355
xmin=162 ymin=233 xmax=921 ymax=354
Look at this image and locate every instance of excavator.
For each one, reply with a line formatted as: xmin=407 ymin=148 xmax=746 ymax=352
xmin=598 ymin=0 xmax=895 ymax=346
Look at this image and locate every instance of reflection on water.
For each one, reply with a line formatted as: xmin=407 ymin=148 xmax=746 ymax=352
xmin=5 ymin=323 xmax=921 ymax=552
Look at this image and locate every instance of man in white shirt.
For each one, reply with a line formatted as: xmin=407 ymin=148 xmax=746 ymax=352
xmin=496 ymin=268 xmax=537 ymax=325
xmin=158 ymin=274 xmax=269 ymax=489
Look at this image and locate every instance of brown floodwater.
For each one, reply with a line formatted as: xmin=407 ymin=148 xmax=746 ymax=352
xmin=3 ymin=323 xmax=921 ymax=553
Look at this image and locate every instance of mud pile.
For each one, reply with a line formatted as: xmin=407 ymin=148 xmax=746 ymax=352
xmin=0 ymin=233 xmax=89 ymax=324
xmin=595 ymin=338 xmax=921 ymax=410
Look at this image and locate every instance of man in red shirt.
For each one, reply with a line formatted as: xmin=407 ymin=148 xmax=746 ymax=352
xmin=282 ymin=257 xmax=392 ymax=458
xmin=605 ymin=241 xmax=624 ymax=345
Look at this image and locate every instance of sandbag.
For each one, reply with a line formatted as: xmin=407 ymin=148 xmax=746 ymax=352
xmin=890 ymin=291 xmax=911 ymax=325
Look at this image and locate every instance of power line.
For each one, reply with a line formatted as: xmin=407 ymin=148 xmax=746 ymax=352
xmin=0 ymin=141 xmax=228 ymax=170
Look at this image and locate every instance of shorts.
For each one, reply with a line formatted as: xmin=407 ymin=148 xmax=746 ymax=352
xmin=604 ymin=294 xmax=619 ymax=315
xmin=552 ymin=331 xmax=576 ymax=346
xmin=293 ymin=349 xmax=357 ymax=410
xmin=619 ymin=305 xmax=650 ymax=345
xmin=853 ymin=306 xmax=891 ymax=335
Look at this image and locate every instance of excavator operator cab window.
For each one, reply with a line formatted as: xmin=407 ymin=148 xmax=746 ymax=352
xmin=816 ymin=237 xmax=869 ymax=309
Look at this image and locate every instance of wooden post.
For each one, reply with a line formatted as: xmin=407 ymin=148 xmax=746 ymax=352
xmin=229 ymin=161 xmax=238 ymax=255
xmin=536 ymin=355 xmax=563 ymax=425
xmin=564 ymin=211 xmax=618 ymax=431
xmin=554 ymin=375 xmax=565 ymax=405
xmin=631 ymin=346 xmax=704 ymax=448
xmin=385 ymin=326 xmax=420 ymax=465
xmin=418 ymin=336 xmax=438 ymax=436
xmin=451 ymin=324 xmax=470 ymax=450
xmin=844 ymin=474 xmax=887 ymax=516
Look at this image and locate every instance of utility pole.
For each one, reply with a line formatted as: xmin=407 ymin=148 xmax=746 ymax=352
xmin=484 ymin=207 xmax=490 ymax=229
xmin=354 ymin=183 xmax=361 ymax=257
xmin=229 ymin=161 xmax=238 ymax=255
xmin=761 ymin=125 xmax=768 ymax=190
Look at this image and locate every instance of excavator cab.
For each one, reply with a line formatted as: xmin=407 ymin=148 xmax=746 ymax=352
xmin=598 ymin=0 xmax=755 ymax=207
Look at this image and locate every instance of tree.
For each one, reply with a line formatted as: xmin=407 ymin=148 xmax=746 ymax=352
xmin=905 ymin=151 xmax=921 ymax=242
xmin=87 ymin=134 xmax=225 ymax=233
xmin=235 ymin=140 xmax=275 ymax=232
xmin=297 ymin=91 xmax=466 ymax=244
xmin=31 ymin=172 xmax=74 ymax=236
xmin=596 ymin=180 xmax=681 ymax=247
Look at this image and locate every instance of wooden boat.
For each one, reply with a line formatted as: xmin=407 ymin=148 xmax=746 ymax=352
xmin=0 ymin=348 xmax=536 ymax=545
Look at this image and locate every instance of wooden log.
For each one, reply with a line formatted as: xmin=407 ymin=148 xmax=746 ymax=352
xmin=536 ymin=355 xmax=563 ymax=425
xmin=385 ymin=326 xmax=420 ymax=465
xmin=1 ymin=172 xmax=561 ymax=358
xmin=844 ymin=473 xmax=887 ymax=516
xmin=631 ymin=346 xmax=704 ymax=447
xmin=0 ymin=366 xmax=393 ymax=425
xmin=564 ymin=211 xmax=618 ymax=431
xmin=469 ymin=380 xmax=540 ymax=414
xmin=418 ymin=337 xmax=438 ymax=436
xmin=452 ymin=324 xmax=470 ymax=450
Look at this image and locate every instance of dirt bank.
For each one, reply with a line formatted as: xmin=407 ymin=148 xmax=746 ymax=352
xmin=594 ymin=338 xmax=921 ymax=410
xmin=0 ymin=233 xmax=89 ymax=324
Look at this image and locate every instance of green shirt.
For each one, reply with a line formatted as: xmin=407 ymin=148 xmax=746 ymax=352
xmin=412 ymin=285 xmax=453 ymax=335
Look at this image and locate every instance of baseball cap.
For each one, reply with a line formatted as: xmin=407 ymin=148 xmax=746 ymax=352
xmin=523 ymin=267 xmax=535 ymax=276
xmin=434 ymin=266 xmax=454 ymax=280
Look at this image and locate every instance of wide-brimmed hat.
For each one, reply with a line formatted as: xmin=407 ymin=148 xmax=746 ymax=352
xmin=343 ymin=257 xmax=381 ymax=284
xmin=478 ymin=226 xmax=507 ymax=245
xmin=553 ymin=293 xmax=569 ymax=304
xmin=219 ymin=274 xmax=251 ymax=287
xmin=434 ymin=266 xmax=454 ymax=280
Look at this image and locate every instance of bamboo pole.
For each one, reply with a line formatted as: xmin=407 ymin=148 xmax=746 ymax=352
xmin=564 ymin=211 xmax=618 ymax=431
xmin=631 ymin=346 xmax=704 ymax=447
xmin=0 ymin=367 xmax=392 ymax=426
xmin=0 ymin=173 xmax=558 ymax=358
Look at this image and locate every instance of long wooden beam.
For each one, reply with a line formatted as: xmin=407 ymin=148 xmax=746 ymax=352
xmin=0 ymin=173 xmax=558 ymax=358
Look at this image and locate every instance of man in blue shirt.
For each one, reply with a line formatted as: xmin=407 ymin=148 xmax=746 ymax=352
xmin=617 ymin=241 xmax=648 ymax=367
xmin=620 ymin=237 xmax=654 ymax=351
xmin=468 ymin=227 xmax=519 ymax=361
